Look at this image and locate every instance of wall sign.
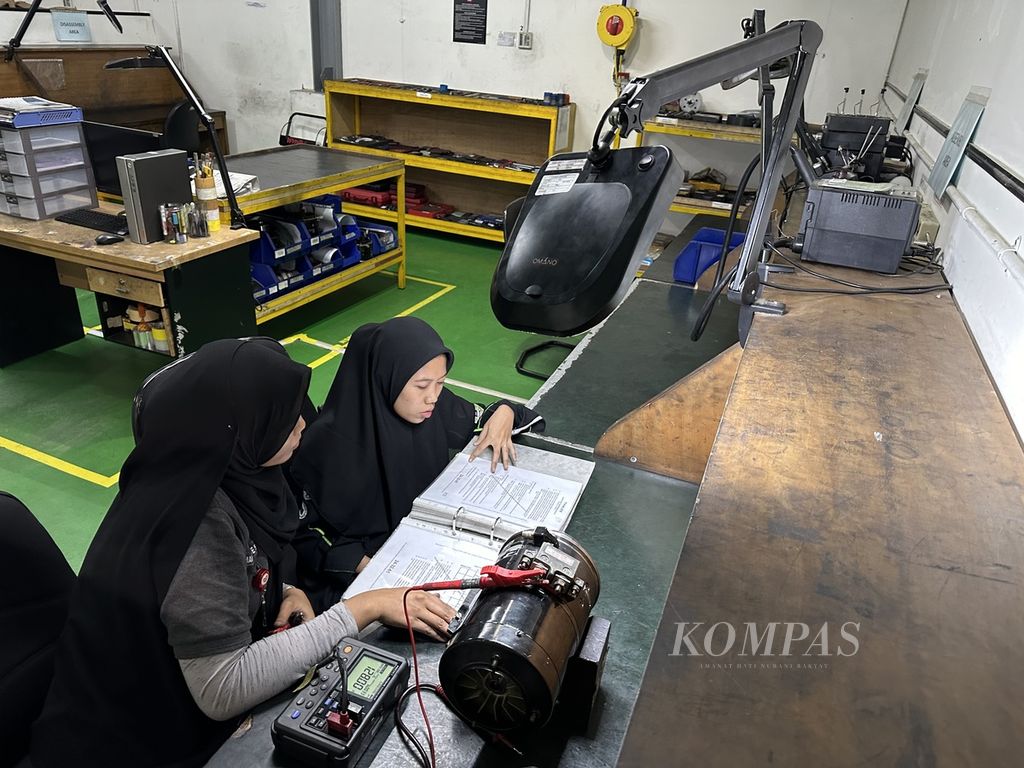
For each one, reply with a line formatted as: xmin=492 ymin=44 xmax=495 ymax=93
xmin=927 ymin=86 xmax=989 ymax=198
xmin=454 ymin=0 xmax=487 ymax=45
xmin=51 ymin=9 xmax=92 ymax=43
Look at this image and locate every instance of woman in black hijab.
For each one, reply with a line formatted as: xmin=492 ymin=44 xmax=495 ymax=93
xmin=290 ymin=317 xmax=544 ymax=610
xmin=30 ymin=338 xmax=451 ymax=768
xmin=0 ymin=493 xmax=75 ymax=766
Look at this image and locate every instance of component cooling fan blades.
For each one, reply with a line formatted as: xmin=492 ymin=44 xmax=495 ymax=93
xmin=453 ymin=664 xmax=529 ymax=728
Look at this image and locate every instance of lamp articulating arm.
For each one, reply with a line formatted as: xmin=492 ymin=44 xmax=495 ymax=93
xmin=146 ymin=45 xmax=247 ymax=229
xmin=589 ymin=18 xmax=822 ymax=323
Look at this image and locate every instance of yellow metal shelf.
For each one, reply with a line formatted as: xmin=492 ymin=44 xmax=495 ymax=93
xmin=325 ymin=79 xmax=562 ymax=120
xmin=254 ymin=247 xmax=405 ymax=324
xmin=405 ymin=215 xmax=504 ymax=243
xmin=642 ymin=118 xmax=798 ymax=146
xmin=326 ymin=143 xmax=535 ymax=185
xmin=342 ymin=203 xmax=504 ymax=243
xmin=325 ymin=78 xmax=571 ymax=242
xmin=668 ymin=197 xmax=750 ymax=218
xmin=340 ymin=202 xmax=399 ymax=222
xmin=669 ymin=203 xmax=731 ymax=218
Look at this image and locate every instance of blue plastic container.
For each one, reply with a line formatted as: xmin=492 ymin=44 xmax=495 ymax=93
xmin=673 ymin=227 xmax=746 ymax=284
xmin=355 ymin=220 xmax=398 ymax=256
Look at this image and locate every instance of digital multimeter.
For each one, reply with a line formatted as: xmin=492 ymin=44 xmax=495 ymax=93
xmin=271 ymin=638 xmax=410 ymax=767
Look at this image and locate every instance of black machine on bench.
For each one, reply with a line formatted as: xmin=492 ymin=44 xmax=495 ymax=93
xmin=788 ymin=115 xmax=922 ymax=275
xmin=790 ymin=178 xmax=921 ymax=274
xmin=272 ymin=528 xmax=607 ymax=767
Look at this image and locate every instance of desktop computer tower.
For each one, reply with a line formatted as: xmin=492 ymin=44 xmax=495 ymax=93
xmin=116 ymin=149 xmax=192 ymax=244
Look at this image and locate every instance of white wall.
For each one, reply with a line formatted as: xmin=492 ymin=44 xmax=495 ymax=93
xmin=0 ymin=2 xmax=156 ymax=47
xmin=885 ymin=0 xmax=1024 ymax=433
xmin=138 ymin=0 xmax=315 ymax=153
xmin=338 ymin=0 xmax=906 ymax=186
xmin=1 ymin=1 xmax=314 ymax=153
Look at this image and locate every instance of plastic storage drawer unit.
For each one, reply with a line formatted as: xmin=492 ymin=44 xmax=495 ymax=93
xmin=0 ymin=123 xmax=82 ymax=154
xmin=0 ymin=122 xmax=95 ymax=220
xmin=0 ymin=166 xmax=91 ymax=197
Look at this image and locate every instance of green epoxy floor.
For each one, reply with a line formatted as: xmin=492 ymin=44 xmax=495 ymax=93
xmin=1 ymin=231 xmax=572 ymax=571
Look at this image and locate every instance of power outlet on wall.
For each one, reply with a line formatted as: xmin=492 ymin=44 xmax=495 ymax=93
xmin=517 ymin=31 xmax=534 ymax=50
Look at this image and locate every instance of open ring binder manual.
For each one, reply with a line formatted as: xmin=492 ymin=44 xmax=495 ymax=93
xmin=344 ymin=443 xmax=595 ymax=607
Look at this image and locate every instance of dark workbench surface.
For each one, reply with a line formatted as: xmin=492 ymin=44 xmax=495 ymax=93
xmin=529 ymin=279 xmax=738 ymax=448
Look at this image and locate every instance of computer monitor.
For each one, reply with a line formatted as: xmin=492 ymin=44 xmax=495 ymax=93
xmin=82 ymin=121 xmax=163 ymax=196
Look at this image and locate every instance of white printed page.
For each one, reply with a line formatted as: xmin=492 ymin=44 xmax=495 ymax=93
xmin=342 ymin=518 xmax=499 ymax=607
xmin=417 ymin=452 xmax=584 ymax=532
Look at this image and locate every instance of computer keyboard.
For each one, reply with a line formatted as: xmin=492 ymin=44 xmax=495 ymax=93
xmin=54 ymin=208 xmax=128 ymax=235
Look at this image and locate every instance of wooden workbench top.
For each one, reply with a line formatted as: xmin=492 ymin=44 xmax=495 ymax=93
xmin=0 ymin=203 xmax=258 ymax=278
xmin=620 ymin=260 xmax=1024 ymax=765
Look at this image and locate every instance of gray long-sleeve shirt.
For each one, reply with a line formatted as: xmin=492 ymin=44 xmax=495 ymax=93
xmin=161 ymin=489 xmax=359 ymax=721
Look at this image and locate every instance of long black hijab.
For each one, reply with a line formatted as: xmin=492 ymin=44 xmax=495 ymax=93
xmin=32 ymin=338 xmax=310 ymax=768
xmin=0 ymin=492 xmax=75 ymax=764
xmin=291 ymin=317 xmax=454 ymax=559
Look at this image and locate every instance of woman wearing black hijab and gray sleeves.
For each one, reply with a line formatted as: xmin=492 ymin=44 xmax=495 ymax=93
xmin=29 ymin=338 xmax=452 ymax=768
xmin=289 ymin=317 xmax=544 ymax=612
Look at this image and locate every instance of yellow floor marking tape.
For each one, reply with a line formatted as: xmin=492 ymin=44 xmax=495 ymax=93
xmin=5 ymin=274 xmax=459 ymax=485
xmin=0 ymin=435 xmax=119 ymax=488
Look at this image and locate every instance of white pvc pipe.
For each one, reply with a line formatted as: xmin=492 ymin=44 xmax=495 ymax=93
xmin=904 ymin=131 xmax=1024 ymax=286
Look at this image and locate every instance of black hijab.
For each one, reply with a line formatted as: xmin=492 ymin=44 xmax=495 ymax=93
xmin=32 ymin=338 xmax=310 ymax=768
xmin=0 ymin=492 xmax=75 ymax=765
xmin=291 ymin=317 xmax=453 ymax=555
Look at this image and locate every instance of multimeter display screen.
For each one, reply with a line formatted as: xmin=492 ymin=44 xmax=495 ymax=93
xmin=348 ymin=654 xmax=398 ymax=701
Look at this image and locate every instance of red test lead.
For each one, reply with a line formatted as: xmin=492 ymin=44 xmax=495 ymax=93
xmin=413 ymin=565 xmax=547 ymax=592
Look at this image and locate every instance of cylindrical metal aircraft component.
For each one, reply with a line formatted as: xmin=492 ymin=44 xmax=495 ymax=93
xmin=438 ymin=529 xmax=600 ymax=731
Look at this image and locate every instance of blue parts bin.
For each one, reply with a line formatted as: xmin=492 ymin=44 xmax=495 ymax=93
xmin=673 ymin=227 xmax=746 ymax=284
xmin=250 ymin=194 xmax=391 ymax=303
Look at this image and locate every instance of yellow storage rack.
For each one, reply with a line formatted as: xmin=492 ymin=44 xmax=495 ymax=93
xmin=324 ymin=78 xmax=575 ymax=242
xmin=220 ymin=145 xmax=407 ymax=325
xmin=636 ymin=117 xmax=795 ymax=218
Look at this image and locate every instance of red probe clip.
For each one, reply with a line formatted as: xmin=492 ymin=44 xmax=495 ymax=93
xmin=415 ymin=566 xmax=547 ymax=592
xmin=478 ymin=565 xmax=547 ymax=588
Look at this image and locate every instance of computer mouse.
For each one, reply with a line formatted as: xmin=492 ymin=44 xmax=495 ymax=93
xmin=95 ymin=233 xmax=125 ymax=245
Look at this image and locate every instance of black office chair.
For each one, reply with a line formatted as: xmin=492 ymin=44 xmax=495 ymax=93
xmin=162 ymin=100 xmax=201 ymax=154
xmin=503 ymin=196 xmax=576 ymax=380
xmin=0 ymin=493 xmax=76 ymax=767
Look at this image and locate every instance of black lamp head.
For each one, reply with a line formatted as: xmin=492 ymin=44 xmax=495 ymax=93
xmin=104 ymin=47 xmax=165 ymax=70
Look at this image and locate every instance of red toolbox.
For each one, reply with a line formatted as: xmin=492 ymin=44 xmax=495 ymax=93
xmin=342 ymin=187 xmax=392 ymax=206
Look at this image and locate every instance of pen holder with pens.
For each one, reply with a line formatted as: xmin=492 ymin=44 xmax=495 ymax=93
xmin=160 ymin=202 xmax=209 ymax=243
xmin=194 ymin=152 xmax=221 ymax=232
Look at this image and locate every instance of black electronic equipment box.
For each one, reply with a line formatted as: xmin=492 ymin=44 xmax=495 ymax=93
xmin=271 ymin=638 xmax=410 ymax=767
xmin=793 ymin=179 xmax=921 ymax=274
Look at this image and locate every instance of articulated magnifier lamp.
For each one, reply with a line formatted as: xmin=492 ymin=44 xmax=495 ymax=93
xmin=104 ymin=46 xmax=247 ymax=228
xmin=491 ymin=12 xmax=822 ymax=341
